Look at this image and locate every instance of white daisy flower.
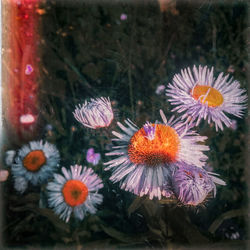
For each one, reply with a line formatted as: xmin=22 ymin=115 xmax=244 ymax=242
xmin=166 ymin=65 xmax=247 ymax=131
xmin=47 ymin=165 xmax=103 ymax=223
xmin=10 ymin=140 xmax=60 ymax=190
xmin=73 ymin=97 xmax=114 ymax=129
xmin=104 ymin=110 xmax=209 ymax=200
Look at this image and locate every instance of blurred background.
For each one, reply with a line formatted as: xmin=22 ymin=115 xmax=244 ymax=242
xmin=1 ymin=0 xmax=249 ymax=249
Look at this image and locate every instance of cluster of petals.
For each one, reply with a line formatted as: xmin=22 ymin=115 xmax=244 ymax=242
xmin=73 ymin=97 xmax=114 ymax=129
xmin=172 ymin=163 xmax=226 ymax=206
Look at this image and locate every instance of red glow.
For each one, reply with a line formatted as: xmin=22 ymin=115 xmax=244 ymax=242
xmin=8 ymin=0 xmax=40 ymax=138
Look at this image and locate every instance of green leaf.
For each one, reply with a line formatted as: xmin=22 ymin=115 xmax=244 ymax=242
xmin=100 ymin=224 xmax=146 ymax=244
xmin=208 ymin=208 xmax=249 ymax=234
xmin=35 ymin=208 xmax=71 ymax=233
xmin=127 ymin=196 xmax=146 ymax=217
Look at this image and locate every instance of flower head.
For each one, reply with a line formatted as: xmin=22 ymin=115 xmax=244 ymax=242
xmin=86 ymin=148 xmax=101 ymax=165
xmin=155 ymin=85 xmax=166 ymax=95
xmin=166 ymin=65 xmax=247 ymax=131
xmin=25 ymin=64 xmax=33 ymax=75
xmin=47 ymin=165 xmax=103 ymax=223
xmin=120 ymin=13 xmax=127 ymax=21
xmin=104 ymin=110 xmax=209 ymax=200
xmin=9 ymin=140 xmax=60 ymax=190
xmin=230 ymin=120 xmax=238 ymax=131
xmin=73 ymin=97 xmax=114 ymax=129
xmin=5 ymin=150 xmax=16 ymax=166
xmin=172 ymin=164 xmax=226 ymax=206
xmin=14 ymin=176 xmax=28 ymax=193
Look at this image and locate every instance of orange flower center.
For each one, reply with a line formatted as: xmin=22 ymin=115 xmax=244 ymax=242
xmin=62 ymin=180 xmax=88 ymax=207
xmin=23 ymin=150 xmax=46 ymax=172
xmin=191 ymin=85 xmax=223 ymax=107
xmin=128 ymin=124 xmax=180 ymax=166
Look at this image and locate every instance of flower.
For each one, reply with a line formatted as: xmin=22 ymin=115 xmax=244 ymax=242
xmin=10 ymin=140 xmax=60 ymax=189
xmin=172 ymin=164 xmax=226 ymax=206
xmin=47 ymin=165 xmax=103 ymax=223
xmin=120 ymin=13 xmax=127 ymax=21
xmin=104 ymin=110 xmax=209 ymax=200
xmin=86 ymin=148 xmax=101 ymax=166
xmin=25 ymin=64 xmax=33 ymax=75
xmin=5 ymin=150 xmax=16 ymax=166
xmin=166 ymin=65 xmax=247 ymax=131
xmin=14 ymin=176 xmax=28 ymax=193
xmin=155 ymin=85 xmax=166 ymax=95
xmin=229 ymin=120 xmax=238 ymax=131
xmin=73 ymin=97 xmax=114 ymax=129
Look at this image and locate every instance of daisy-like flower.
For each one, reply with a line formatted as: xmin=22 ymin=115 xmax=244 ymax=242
xmin=166 ymin=65 xmax=247 ymax=131
xmin=172 ymin=164 xmax=226 ymax=206
xmin=73 ymin=97 xmax=114 ymax=129
xmin=10 ymin=140 xmax=60 ymax=190
xmin=104 ymin=110 xmax=209 ymax=200
xmin=47 ymin=165 xmax=103 ymax=223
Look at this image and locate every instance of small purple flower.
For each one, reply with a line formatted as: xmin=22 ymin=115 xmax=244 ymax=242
xmin=45 ymin=124 xmax=53 ymax=131
xmin=227 ymin=65 xmax=235 ymax=73
xmin=229 ymin=120 xmax=238 ymax=131
xmin=155 ymin=85 xmax=166 ymax=95
xmin=172 ymin=164 xmax=225 ymax=206
xmin=25 ymin=64 xmax=33 ymax=75
xmin=143 ymin=122 xmax=156 ymax=140
xmin=120 ymin=13 xmax=127 ymax=21
xmin=86 ymin=148 xmax=101 ymax=166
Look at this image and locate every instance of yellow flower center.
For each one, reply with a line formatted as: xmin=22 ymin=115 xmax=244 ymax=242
xmin=23 ymin=150 xmax=46 ymax=172
xmin=128 ymin=124 xmax=180 ymax=166
xmin=191 ymin=85 xmax=223 ymax=107
xmin=62 ymin=180 xmax=88 ymax=207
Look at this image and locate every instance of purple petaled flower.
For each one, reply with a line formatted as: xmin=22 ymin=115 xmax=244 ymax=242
xmin=143 ymin=122 xmax=156 ymax=140
xmin=120 ymin=13 xmax=127 ymax=21
xmin=172 ymin=164 xmax=226 ymax=206
xmin=87 ymin=148 xmax=101 ymax=166
xmin=25 ymin=64 xmax=33 ymax=75
xmin=47 ymin=165 xmax=103 ymax=222
xmin=166 ymin=65 xmax=247 ymax=131
xmin=155 ymin=85 xmax=166 ymax=95
xmin=104 ymin=110 xmax=210 ymax=200
xmin=73 ymin=97 xmax=114 ymax=129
